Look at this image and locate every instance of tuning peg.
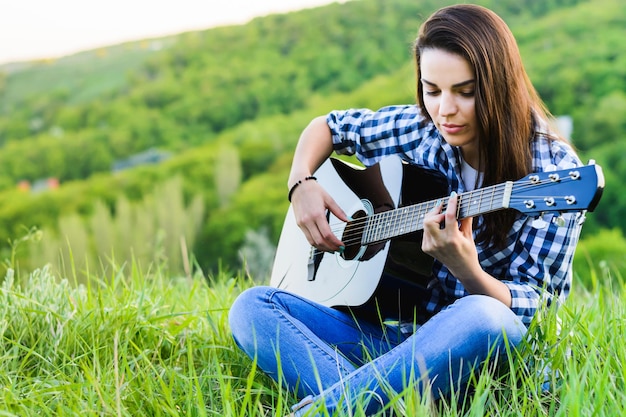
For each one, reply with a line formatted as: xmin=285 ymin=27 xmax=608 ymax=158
xmin=577 ymin=211 xmax=587 ymax=226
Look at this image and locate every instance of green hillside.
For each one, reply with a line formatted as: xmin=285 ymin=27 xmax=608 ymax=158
xmin=0 ymin=39 xmax=175 ymax=105
xmin=0 ymin=0 xmax=623 ymax=279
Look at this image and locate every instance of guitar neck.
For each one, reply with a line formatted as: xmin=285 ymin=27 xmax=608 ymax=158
xmin=363 ymin=182 xmax=513 ymax=244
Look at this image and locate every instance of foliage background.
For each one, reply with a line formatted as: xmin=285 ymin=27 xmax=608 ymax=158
xmin=0 ymin=0 xmax=624 ymax=283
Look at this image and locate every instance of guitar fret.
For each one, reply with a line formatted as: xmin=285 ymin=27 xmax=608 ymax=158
xmin=463 ymin=192 xmax=471 ymax=217
xmin=396 ymin=208 xmax=404 ymax=236
xmin=412 ymin=206 xmax=421 ymax=233
xmin=378 ymin=212 xmax=386 ymax=241
xmin=383 ymin=210 xmax=397 ymax=239
xmin=410 ymin=206 xmax=418 ymax=234
xmin=381 ymin=211 xmax=390 ymax=240
xmin=363 ymin=216 xmax=371 ymax=243
xmin=403 ymin=210 xmax=410 ymax=234
xmin=365 ymin=214 xmax=373 ymax=243
xmin=372 ymin=212 xmax=382 ymax=242
xmin=393 ymin=209 xmax=400 ymax=238
xmin=403 ymin=207 xmax=411 ymax=235
xmin=416 ymin=204 xmax=427 ymax=231
xmin=471 ymin=189 xmax=479 ymax=216
xmin=465 ymin=189 xmax=480 ymax=217
xmin=395 ymin=208 xmax=406 ymax=235
xmin=391 ymin=209 xmax=398 ymax=238
xmin=381 ymin=212 xmax=389 ymax=240
xmin=460 ymin=193 xmax=468 ymax=218
xmin=380 ymin=212 xmax=387 ymax=240
xmin=478 ymin=188 xmax=485 ymax=215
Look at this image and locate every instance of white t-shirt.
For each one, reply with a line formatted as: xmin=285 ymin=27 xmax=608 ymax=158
xmin=461 ymin=159 xmax=483 ymax=191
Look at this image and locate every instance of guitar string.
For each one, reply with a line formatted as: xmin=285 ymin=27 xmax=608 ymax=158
xmin=334 ymin=178 xmax=576 ymax=246
xmin=306 ymin=176 xmax=582 ymax=256
xmin=322 ymin=185 xmax=515 ymax=249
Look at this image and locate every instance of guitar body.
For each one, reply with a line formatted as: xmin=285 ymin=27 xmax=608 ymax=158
xmin=270 ymin=156 xmax=448 ymax=320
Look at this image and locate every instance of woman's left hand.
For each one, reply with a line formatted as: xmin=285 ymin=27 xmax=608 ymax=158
xmin=421 ymin=192 xmax=481 ymax=281
xmin=422 ymin=192 xmax=513 ymax=307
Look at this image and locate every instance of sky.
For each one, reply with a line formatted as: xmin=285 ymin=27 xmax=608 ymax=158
xmin=0 ymin=0 xmax=342 ymax=65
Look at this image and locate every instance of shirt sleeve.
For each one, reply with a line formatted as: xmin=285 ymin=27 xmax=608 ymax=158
xmin=503 ymin=211 xmax=583 ymax=326
xmin=326 ymin=105 xmax=435 ymax=167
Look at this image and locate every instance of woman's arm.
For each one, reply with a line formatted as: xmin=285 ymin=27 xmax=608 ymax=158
xmin=288 ymin=116 xmax=348 ymax=252
xmin=290 ymin=105 xmax=436 ymax=253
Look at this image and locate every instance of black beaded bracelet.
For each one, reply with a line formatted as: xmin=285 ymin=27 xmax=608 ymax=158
xmin=288 ymin=176 xmax=317 ymax=202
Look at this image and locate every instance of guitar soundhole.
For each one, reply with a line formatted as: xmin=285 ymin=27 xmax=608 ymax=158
xmin=341 ymin=210 xmax=386 ymax=261
xmin=341 ymin=210 xmax=366 ymax=260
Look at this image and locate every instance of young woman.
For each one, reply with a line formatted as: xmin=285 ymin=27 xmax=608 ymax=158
xmin=229 ymin=4 xmax=584 ymax=415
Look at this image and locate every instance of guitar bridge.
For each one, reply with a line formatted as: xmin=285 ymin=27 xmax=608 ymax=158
xmin=307 ymin=245 xmax=325 ymax=281
xmin=307 ymin=246 xmax=315 ymax=281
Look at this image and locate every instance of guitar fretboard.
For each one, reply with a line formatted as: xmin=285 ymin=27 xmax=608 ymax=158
xmin=362 ymin=182 xmax=513 ymax=244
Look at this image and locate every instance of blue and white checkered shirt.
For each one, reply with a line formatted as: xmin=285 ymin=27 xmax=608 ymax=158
xmin=327 ymin=105 xmax=584 ymax=326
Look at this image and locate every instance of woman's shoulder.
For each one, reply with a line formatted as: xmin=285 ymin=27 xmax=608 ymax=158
xmin=329 ymin=104 xmax=426 ymax=123
xmin=327 ymin=104 xmax=436 ymax=141
xmin=531 ymin=134 xmax=582 ymax=171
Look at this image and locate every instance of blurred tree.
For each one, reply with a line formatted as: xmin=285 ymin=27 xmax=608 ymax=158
xmin=215 ymin=145 xmax=242 ymax=208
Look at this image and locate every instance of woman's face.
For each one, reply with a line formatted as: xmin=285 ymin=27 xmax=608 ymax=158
xmin=420 ymin=48 xmax=479 ymax=167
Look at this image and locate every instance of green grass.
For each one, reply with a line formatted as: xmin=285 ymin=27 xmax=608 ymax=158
xmin=0 ymin=257 xmax=623 ymax=416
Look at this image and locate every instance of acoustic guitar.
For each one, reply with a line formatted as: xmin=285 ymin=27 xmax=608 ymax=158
xmin=270 ymin=155 xmax=604 ymax=318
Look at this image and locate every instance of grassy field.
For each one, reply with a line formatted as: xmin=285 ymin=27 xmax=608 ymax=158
xmin=0 ymin=254 xmax=623 ymax=416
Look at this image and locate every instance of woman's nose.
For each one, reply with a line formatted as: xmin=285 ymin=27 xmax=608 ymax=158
xmin=439 ymin=92 xmax=458 ymax=116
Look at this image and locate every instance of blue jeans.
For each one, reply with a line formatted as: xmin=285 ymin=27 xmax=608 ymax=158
xmin=228 ymin=286 xmax=526 ymax=415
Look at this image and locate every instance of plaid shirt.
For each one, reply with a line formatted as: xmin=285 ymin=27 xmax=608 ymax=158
xmin=327 ymin=105 xmax=584 ymax=326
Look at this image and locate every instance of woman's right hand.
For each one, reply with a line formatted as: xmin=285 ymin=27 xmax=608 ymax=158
xmin=288 ymin=115 xmax=347 ymax=252
xmin=290 ymin=178 xmax=348 ymax=253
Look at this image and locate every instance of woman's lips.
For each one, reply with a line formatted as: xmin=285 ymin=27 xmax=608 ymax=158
xmin=440 ymin=123 xmax=465 ymax=134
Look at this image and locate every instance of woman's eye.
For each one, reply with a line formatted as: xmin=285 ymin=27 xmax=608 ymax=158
xmin=425 ymin=90 xmax=440 ymax=96
xmin=460 ymin=91 xmax=475 ymax=97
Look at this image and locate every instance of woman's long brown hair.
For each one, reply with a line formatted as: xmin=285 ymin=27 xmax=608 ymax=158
xmin=414 ymin=4 xmax=557 ymax=248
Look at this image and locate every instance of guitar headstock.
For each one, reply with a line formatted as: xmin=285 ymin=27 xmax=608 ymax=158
xmin=508 ymin=163 xmax=604 ymax=216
